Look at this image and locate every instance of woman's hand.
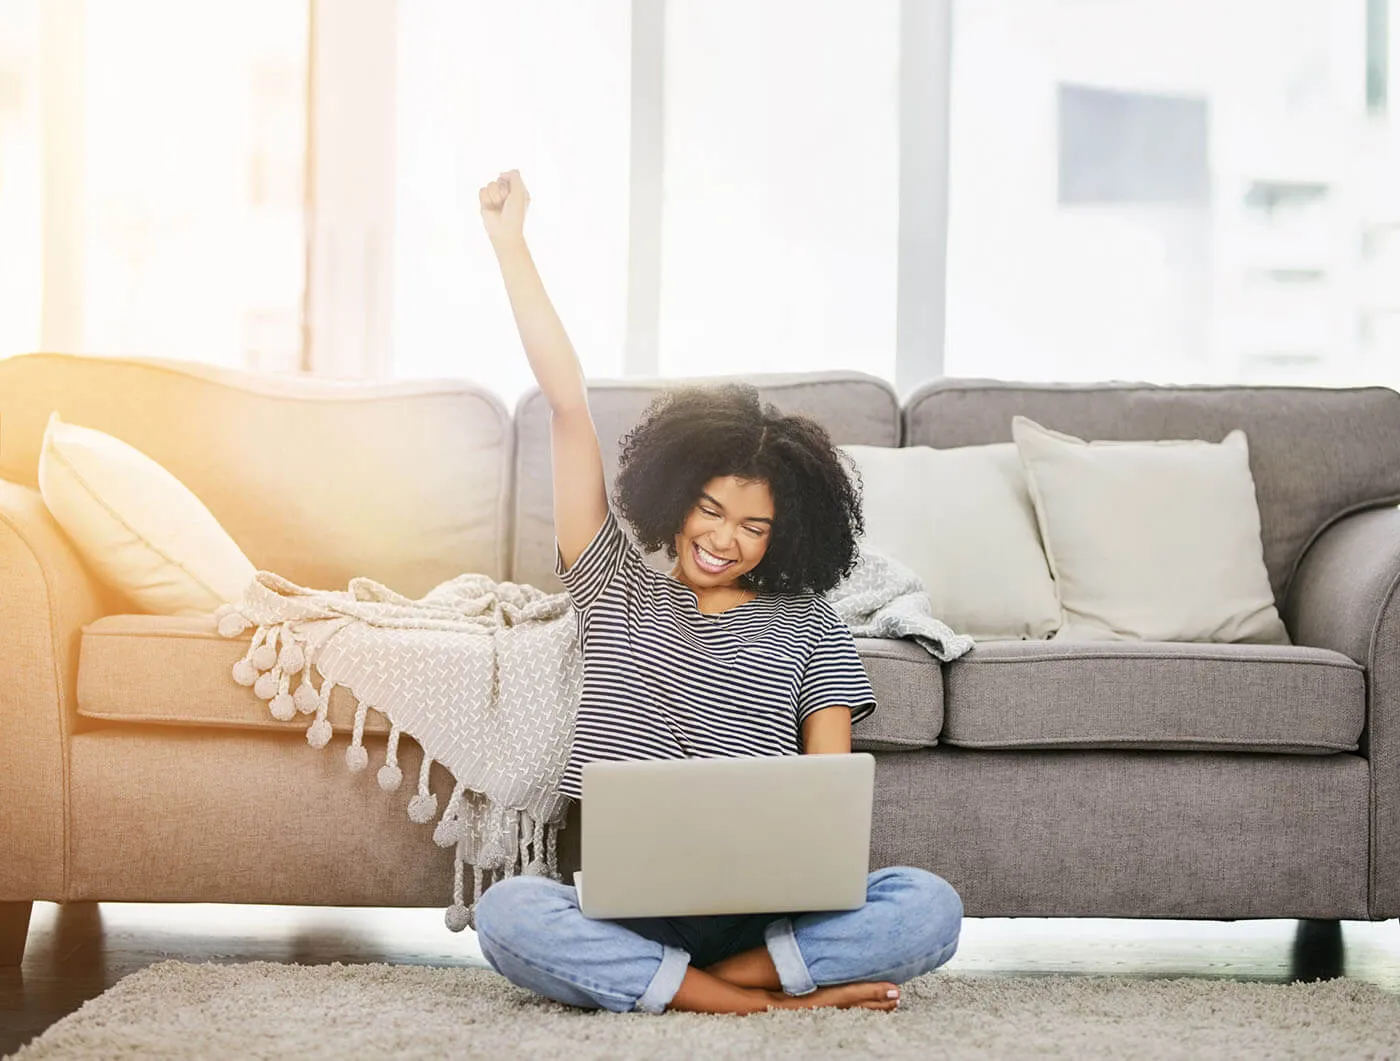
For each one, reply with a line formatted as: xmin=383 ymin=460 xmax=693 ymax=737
xmin=480 ymin=169 xmax=530 ymax=246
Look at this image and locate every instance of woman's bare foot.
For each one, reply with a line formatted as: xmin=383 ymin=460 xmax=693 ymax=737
xmin=766 ymin=981 xmax=901 ymax=1012
xmin=665 ymin=967 xmax=900 ymax=1015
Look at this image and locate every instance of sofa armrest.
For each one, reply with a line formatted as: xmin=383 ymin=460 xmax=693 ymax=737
xmin=0 ymin=479 xmax=126 ymax=900
xmin=1282 ymin=504 xmax=1400 ymax=917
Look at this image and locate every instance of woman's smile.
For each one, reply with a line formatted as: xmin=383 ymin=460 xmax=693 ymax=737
xmin=669 ymin=476 xmax=775 ymax=591
xmin=693 ymin=541 xmax=736 ymax=574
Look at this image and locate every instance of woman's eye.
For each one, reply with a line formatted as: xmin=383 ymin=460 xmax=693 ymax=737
xmin=698 ymin=506 xmax=762 ymax=535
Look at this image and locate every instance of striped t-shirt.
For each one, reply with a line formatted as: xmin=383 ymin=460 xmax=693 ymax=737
xmin=553 ymin=506 xmax=877 ymax=801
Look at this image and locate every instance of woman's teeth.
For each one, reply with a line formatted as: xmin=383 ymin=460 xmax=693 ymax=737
xmin=694 ymin=543 xmax=734 ymax=572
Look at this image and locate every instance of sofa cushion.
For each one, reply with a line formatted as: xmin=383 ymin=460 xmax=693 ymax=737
xmin=39 ymin=412 xmax=256 ymax=616
xmin=839 ymin=442 xmax=1060 ymax=641
xmin=848 ymin=638 xmax=944 ymax=752
xmin=77 ymin=614 xmax=389 ymax=736
xmin=942 ymin=639 xmax=1364 ymax=754
xmin=1010 ymin=415 xmax=1288 ymax=644
xmin=77 ymin=617 xmax=943 ymax=751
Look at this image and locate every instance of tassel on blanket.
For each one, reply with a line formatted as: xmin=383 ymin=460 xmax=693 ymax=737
xmin=231 ymin=656 xmax=258 ymax=686
xmin=253 ymin=625 xmax=279 ymax=672
xmin=269 ymin=670 xmax=296 ymax=721
xmin=215 ymin=602 xmax=250 ymax=638
xmin=408 ymin=754 xmax=438 ymax=823
xmin=231 ymin=625 xmax=266 ymax=687
xmin=307 ymin=677 xmax=335 ymax=749
xmin=433 ymin=780 xmax=469 ymax=846
xmin=277 ymin=621 xmax=305 ymax=674
xmin=525 ymin=814 xmax=549 ymax=877
xmin=473 ymin=806 xmax=512 ymax=873
xmin=292 ymin=645 xmax=320 ymax=715
xmin=445 ymin=839 xmax=473 ymax=932
xmin=378 ymin=727 xmax=404 ymax=791
xmin=546 ymin=814 xmax=558 ymax=878
xmin=253 ymin=668 xmax=280 ymax=701
xmin=346 ymin=699 xmax=370 ymax=772
xmin=511 ymin=812 xmax=530 ymax=880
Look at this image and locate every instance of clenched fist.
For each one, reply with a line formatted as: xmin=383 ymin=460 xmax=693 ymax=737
xmin=480 ymin=169 xmax=530 ymax=245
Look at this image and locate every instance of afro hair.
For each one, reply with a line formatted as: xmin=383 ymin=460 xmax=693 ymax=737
xmin=612 ymin=382 xmax=865 ymax=596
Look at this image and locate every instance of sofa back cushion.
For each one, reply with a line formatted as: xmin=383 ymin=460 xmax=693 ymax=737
xmin=0 ymin=353 xmax=512 ymax=600
xmin=839 ymin=441 xmax=1061 ymax=641
xmin=38 ymin=411 xmax=258 ymax=615
xmin=511 ymin=371 xmax=900 ymax=591
xmin=902 ymin=379 xmax=1400 ymax=607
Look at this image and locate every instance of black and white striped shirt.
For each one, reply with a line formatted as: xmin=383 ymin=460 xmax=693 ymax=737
xmin=554 ymin=507 xmax=877 ymax=801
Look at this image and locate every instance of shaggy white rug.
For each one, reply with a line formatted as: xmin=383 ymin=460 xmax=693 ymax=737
xmin=8 ymin=959 xmax=1400 ymax=1060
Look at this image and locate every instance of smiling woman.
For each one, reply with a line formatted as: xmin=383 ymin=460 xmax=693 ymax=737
xmin=613 ymin=383 xmax=866 ymax=600
xmin=472 ymin=172 xmax=967 ymax=1019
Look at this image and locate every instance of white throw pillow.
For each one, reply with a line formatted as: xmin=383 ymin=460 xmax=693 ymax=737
xmin=1010 ymin=415 xmax=1290 ymax=644
xmin=841 ymin=443 xmax=1061 ymax=641
xmin=38 ymin=411 xmax=256 ymax=616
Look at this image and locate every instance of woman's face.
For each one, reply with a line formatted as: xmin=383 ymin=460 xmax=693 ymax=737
xmin=672 ymin=475 xmax=775 ymax=590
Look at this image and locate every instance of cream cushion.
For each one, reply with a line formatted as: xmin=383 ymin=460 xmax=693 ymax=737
xmin=841 ymin=443 xmax=1060 ymax=641
xmin=1011 ymin=415 xmax=1290 ymax=644
xmin=38 ymin=411 xmax=255 ymax=616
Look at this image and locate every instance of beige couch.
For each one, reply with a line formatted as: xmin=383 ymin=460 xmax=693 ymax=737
xmin=4 ymin=352 xmax=1400 ymax=966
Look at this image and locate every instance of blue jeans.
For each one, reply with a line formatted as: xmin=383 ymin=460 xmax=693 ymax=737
xmin=473 ymin=865 xmax=963 ymax=1014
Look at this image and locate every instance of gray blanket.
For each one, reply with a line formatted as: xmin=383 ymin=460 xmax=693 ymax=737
xmin=825 ymin=544 xmax=977 ymax=661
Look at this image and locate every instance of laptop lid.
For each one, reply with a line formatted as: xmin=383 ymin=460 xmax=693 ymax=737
xmin=575 ymin=752 xmax=874 ymax=919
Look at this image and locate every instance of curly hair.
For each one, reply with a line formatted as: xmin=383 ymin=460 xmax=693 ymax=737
xmin=612 ymin=383 xmax=865 ymax=596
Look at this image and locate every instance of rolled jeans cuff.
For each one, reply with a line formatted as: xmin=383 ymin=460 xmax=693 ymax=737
xmin=764 ymin=917 xmax=817 ymax=996
xmin=635 ymin=943 xmax=692 ymax=1014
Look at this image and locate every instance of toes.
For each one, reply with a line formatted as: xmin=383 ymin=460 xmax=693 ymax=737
xmin=858 ymin=982 xmax=899 ymax=1007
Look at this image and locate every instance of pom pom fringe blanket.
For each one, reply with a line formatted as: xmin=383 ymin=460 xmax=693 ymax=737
xmin=215 ymin=545 xmax=973 ymax=933
xmin=214 ymin=571 xmax=583 ymax=933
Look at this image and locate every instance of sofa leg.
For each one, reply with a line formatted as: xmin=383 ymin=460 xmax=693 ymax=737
xmin=0 ymin=901 xmax=33 ymax=967
xmin=1291 ymin=918 xmax=1343 ymax=982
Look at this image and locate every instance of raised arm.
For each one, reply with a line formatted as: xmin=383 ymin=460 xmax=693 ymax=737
xmin=480 ymin=170 xmax=609 ymax=570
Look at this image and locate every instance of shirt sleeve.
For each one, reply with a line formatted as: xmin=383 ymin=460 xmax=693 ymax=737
xmin=554 ymin=507 xmax=638 ymax=612
xmin=797 ymin=609 xmax=877 ymax=727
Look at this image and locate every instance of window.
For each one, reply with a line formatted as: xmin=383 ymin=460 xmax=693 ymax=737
xmin=657 ymin=0 xmax=899 ymax=382
xmin=0 ymin=1 xmax=41 ymax=358
xmin=0 ymin=0 xmax=308 ymax=369
xmin=1368 ymin=0 xmax=1389 ymax=115
xmin=946 ymin=0 xmax=1400 ymax=388
xmin=393 ymin=0 xmax=631 ymax=408
xmin=392 ymin=0 xmax=900 ymax=404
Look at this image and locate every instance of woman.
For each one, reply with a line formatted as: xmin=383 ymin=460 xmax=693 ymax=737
xmin=470 ymin=170 xmax=963 ymax=1016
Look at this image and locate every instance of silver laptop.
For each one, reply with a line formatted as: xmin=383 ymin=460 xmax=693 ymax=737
xmin=573 ymin=752 xmax=874 ymax=919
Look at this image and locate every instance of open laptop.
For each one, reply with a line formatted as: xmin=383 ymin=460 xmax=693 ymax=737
xmin=573 ymin=752 xmax=874 ymax=919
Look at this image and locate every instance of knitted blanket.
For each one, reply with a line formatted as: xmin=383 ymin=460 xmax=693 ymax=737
xmin=824 ymin=544 xmax=977 ymax=662
xmin=215 ymin=544 xmax=973 ymax=933
xmin=214 ymin=570 xmax=583 ymax=933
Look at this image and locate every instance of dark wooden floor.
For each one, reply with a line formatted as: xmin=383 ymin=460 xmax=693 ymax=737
xmin=1 ymin=902 xmax=1394 ymax=1055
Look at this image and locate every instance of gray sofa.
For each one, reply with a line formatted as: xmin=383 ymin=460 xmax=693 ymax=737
xmin=3 ymin=352 xmax=1400 ymax=967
